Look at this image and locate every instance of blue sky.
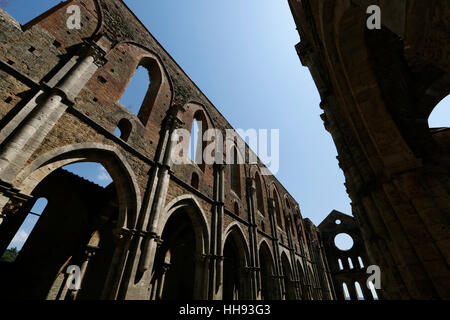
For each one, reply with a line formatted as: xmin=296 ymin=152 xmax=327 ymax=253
xmin=1 ymin=0 xmax=448 ymax=250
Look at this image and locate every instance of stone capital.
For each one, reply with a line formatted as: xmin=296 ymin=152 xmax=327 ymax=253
xmin=83 ymin=41 xmax=108 ymax=67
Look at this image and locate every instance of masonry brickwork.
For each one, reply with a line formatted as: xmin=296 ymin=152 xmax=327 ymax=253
xmin=289 ymin=0 xmax=450 ymax=299
xmin=0 ymin=0 xmax=343 ymax=300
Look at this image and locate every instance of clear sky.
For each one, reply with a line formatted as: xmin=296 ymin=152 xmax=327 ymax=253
xmin=1 ymin=0 xmax=448 ymax=234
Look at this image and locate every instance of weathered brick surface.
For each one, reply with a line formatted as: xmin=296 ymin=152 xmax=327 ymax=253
xmin=0 ymin=0 xmax=334 ymax=300
xmin=289 ymin=0 xmax=450 ymax=299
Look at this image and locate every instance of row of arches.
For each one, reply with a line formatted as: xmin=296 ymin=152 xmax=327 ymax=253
xmin=182 ymin=113 xmax=300 ymax=236
xmin=342 ymin=281 xmax=379 ymax=300
xmin=0 ymin=139 xmax=324 ymax=300
xmin=108 ymin=54 xmax=301 ymax=238
xmin=0 ymin=143 xmax=141 ymax=300
xmin=337 ymin=256 xmax=364 ymax=270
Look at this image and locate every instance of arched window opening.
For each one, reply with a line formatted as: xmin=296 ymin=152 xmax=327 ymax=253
xmin=338 ymin=259 xmax=344 ymax=270
xmin=342 ymin=283 xmax=351 ymax=300
xmin=0 ymin=198 xmax=48 ymax=263
xmin=120 ymin=65 xmax=150 ymax=117
xmin=191 ymin=172 xmax=199 ymax=189
xmin=120 ymin=58 xmax=162 ymax=126
xmin=285 ymin=213 xmax=293 ymax=234
xmin=114 ymin=127 xmax=121 ymax=138
xmin=355 ymin=282 xmax=364 ymax=300
xmin=114 ymin=118 xmax=132 ymax=141
xmin=348 ymin=257 xmax=354 ymax=269
xmin=368 ymin=281 xmax=379 ymax=300
xmin=189 ymin=117 xmax=203 ymax=165
xmin=0 ymin=158 xmax=133 ymax=300
xmin=358 ymin=256 xmax=364 ymax=268
xmin=273 ymin=191 xmax=283 ymax=229
xmin=428 ymin=95 xmax=449 ymax=128
xmin=255 ymin=173 xmax=264 ymax=215
xmin=285 ymin=198 xmax=291 ymax=210
xmin=230 ymin=147 xmax=241 ymax=195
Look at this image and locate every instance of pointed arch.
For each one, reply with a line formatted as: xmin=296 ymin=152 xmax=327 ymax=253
xmin=258 ymin=240 xmax=277 ymax=300
xmin=154 ymin=195 xmax=211 ymax=299
xmin=222 ymin=223 xmax=250 ymax=262
xmin=222 ymin=223 xmax=251 ymax=300
xmin=113 ymin=42 xmax=173 ymax=129
xmin=308 ymin=266 xmax=318 ymax=300
xmin=355 ymin=282 xmax=364 ymax=300
xmin=188 ymin=109 xmax=210 ymax=170
xmin=2 ymin=143 xmax=141 ymax=300
xmin=342 ymin=282 xmax=351 ymax=300
xmin=119 ymin=55 xmax=164 ymax=126
xmin=254 ymin=170 xmax=265 ymax=216
xmin=280 ymin=252 xmax=295 ymax=300
xmin=296 ymin=259 xmax=308 ymax=300
xmin=270 ymin=185 xmax=284 ymax=230
xmin=159 ymin=194 xmax=210 ymax=255
xmin=15 ymin=142 xmax=141 ymax=230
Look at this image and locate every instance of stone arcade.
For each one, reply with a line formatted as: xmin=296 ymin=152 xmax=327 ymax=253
xmin=0 ymin=0 xmax=354 ymax=300
xmin=289 ymin=0 xmax=450 ymax=299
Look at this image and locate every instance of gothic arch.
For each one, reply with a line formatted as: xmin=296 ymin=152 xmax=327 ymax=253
xmin=333 ymin=4 xmax=416 ymax=168
xmin=222 ymin=223 xmax=251 ymax=300
xmin=296 ymin=259 xmax=308 ymax=299
xmin=253 ymin=169 xmax=266 ymax=216
xmin=152 ymin=195 xmax=210 ymax=300
xmin=258 ymin=239 xmax=277 ymax=300
xmin=112 ymin=43 xmax=172 ymax=128
xmin=222 ymin=222 xmax=250 ymax=260
xmin=14 ymin=142 xmax=141 ymax=230
xmin=183 ymin=103 xmax=214 ymax=171
xmin=269 ymin=184 xmax=284 ymax=230
xmin=224 ymin=139 xmax=246 ymax=199
xmin=158 ymin=194 xmax=210 ymax=256
xmin=280 ymin=252 xmax=295 ymax=300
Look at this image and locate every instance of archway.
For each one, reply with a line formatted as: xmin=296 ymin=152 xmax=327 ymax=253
xmin=258 ymin=241 xmax=277 ymax=300
xmin=152 ymin=197 xmax=209 ymax=300
xmin=308 ymin=267 xmax=319 ymax=300
xmin=0 ymin=143 xmax=140 ymax=300
xmin=151 ymin=209 xmax=195 ymax=300
xmin=222 ymin=225 xmax=250 ymax=300
xmin=281 ymin=253 xmax=295 ymax=300
xmin=296 ymin=260 xmax=308 ymax=300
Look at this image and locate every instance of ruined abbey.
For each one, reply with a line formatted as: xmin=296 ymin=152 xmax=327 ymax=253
xmin=0 ymin=0 xmax=447 ymax=301
xmin=289 ymin=0 xmax=449 ymax=299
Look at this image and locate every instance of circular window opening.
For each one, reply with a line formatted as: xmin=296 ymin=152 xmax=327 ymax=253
xmin=335 ymin=219 xmax=341 ymax=225
xmin=334 ymin=233 xmax=354 ymax=251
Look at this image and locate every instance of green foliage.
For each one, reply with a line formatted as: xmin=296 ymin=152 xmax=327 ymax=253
xmin=0 ymin=247 xmax=18 ymax=262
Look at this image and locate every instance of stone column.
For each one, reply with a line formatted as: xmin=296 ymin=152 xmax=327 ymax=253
xmin=69 ymin=245 xmax=99 ymax=300
xmin=215 ymin=163 xmax=225 ymax=299
xmin=246 ymin=177 xmax=259 ymax=299
xmin=155 ymin=263 xmax=171 ymax=300
xmin=138 ymin=106 xmax=185 ymax=274
xmin=208 ymin=163 xmax=225 ymax=299
xmin=0 ymin=39 xmax=109 ymax=220
xmin=285 ymin=216 xmax=302 ymax=299
xmin=101 ymin=227 xmax=134 ymax=300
